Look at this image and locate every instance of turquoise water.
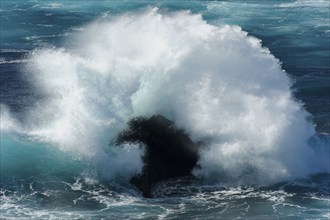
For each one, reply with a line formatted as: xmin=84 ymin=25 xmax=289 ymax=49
xmin=1 ymin=0 xmax=329 ymax=219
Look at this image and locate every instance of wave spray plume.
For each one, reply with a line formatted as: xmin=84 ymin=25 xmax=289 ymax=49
xmin=2 ymin=8 xmax=329 ymax=184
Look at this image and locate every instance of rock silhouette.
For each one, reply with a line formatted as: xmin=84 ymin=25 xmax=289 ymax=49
xmin=116 ymin=115 xmax=200 ymax=197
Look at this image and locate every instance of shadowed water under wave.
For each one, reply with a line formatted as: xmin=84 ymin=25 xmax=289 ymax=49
xmin=116 ymin=115 xmax=200 ymax=197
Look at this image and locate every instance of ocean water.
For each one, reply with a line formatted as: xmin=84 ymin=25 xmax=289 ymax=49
xmin=1 ymin=0 xmax=329 ymax=219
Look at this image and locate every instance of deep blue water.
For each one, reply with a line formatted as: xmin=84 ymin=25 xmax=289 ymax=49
xmin=1 ymin=0 xmax=329 ymax=219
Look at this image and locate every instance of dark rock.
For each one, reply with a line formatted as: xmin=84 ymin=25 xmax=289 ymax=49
xmin=116 ymin=115 xmax=200 ymax=197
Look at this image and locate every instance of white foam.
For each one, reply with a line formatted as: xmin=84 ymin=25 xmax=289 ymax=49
xmin=279 ymin=0 xmax=330 ymax=8
xmin=2 ymin=9 xmax=329 ymax=183
xmin=0 ymin=57 xmax=28 ymax=64
xmin=0 ymin=104 xmax=22 ymax=133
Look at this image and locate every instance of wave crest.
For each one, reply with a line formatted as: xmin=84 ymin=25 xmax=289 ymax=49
xmin=2 ymin=8 xmax=329 ymax=183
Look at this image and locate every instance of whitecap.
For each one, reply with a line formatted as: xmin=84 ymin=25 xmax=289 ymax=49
xmin=4 ymin=8 xmax=329 ymax=184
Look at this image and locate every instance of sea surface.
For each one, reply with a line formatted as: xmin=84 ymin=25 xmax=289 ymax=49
xmin=1 ymin=0 xmax=329 ymax=219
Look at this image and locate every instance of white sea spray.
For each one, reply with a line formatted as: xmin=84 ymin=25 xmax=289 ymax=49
xmin=1 ymin=8 xmax=328 ymax=183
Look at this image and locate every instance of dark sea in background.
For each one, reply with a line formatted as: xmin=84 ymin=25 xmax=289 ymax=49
xmin=1 ymin=0 xmax=329 ymax=219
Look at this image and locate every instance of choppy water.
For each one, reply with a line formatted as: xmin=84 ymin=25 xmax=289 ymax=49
xmin=1 ymin=0 xmax=329 ymax=219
